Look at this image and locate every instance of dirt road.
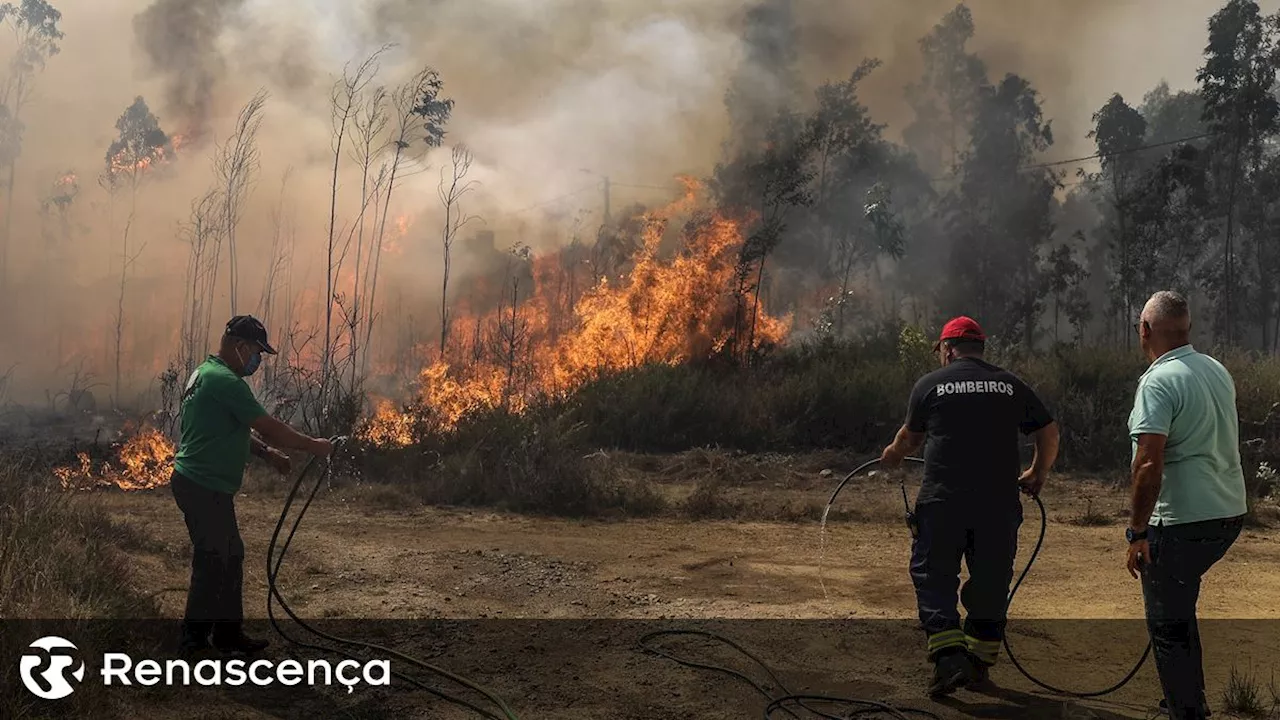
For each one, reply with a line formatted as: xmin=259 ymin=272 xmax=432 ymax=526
xmin=84 ymin=469 xmax=1280 ymax=720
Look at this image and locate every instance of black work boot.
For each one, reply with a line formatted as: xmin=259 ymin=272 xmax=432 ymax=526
xmin=179 ymin=636 xmax=214 ymax=658
xmin=928 ymin=647 xmax=976 ymax=697
xmin=179 ymin=620 xmax=213 ymax=657
xmin=212 ymin=623 xmax=269 ymax=656
xmin=1158 ymin=698 xmax=1212 ymax=717
xmin=966 ymin=655 xmax=995 ymax=691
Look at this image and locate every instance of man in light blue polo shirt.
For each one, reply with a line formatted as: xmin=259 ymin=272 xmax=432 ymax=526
xmin=1126 ymin=290 xmax=1247 ymax=720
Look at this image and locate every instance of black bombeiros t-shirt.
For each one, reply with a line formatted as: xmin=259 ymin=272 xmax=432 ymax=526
xmin=904 ymin=357 xmax=1054 ymax=508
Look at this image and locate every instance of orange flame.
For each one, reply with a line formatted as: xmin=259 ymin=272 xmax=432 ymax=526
xmin=359 ymin=399 xmax=416 ymax=447
xmin=357 ymin=176 xmax=792 ymax=444
xmin=107 ymin=133 xmax=186 ymax=179
xmin=54 ymin=423 xmax=175 ymax=491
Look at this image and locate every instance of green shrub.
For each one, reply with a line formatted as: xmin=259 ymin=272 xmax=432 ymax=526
xmin=356 ymin=336 xmax=1280 ymax=514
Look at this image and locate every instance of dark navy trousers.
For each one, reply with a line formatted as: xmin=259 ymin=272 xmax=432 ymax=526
xmin=1142 ymin=515 xmax=1243 ymax=720
xmin=909 ymin=498 xmax=1022 ymax=664
xmin=171 ymin=470 xmax=246 ymax=645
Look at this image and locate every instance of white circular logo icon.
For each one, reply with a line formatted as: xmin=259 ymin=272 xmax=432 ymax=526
xmin=19 ymin=636 xmax=85 ymax=700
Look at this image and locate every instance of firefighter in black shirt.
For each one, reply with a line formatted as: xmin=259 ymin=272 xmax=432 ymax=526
xmin=880 ymin=316 xmax=1060 ymax=696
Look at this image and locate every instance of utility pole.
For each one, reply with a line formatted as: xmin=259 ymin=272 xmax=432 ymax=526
xmin=580 ymin=168 xmax=611 ymax=227
xmin=602 ymin=175 xmax=611 ymax=226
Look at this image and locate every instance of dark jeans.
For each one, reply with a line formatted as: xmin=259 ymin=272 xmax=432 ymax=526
xmin=909 ymin=498 xmax=1022 ymax=659
xmin=171 ymin=471 xmax=245 ymax=644
xmin=1142 ymin=515 xmax=1244 ymax=720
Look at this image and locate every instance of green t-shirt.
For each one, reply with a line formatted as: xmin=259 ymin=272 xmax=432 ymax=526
xmin=173 ymin=355 xmax=269 ymax=494
xmin=1128 ymin=344 xmax=1248 ymax=525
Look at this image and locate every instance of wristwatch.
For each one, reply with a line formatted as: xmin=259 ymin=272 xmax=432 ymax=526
xmin=1125 ymin=527 xmax=1148 ymax=544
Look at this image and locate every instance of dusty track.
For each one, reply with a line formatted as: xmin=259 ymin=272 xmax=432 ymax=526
xmin=91 ymin=469 xmax=1280 ymax=719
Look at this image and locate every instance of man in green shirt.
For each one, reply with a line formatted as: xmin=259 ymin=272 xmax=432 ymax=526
xmin=172 ymin=315 xmax=333 ymax=655
xmin=1126 ymin=291 xmax=1247 ymax=720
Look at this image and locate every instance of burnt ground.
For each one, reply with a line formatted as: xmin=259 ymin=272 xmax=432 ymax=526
xmin=34 ymin=456 xmax=1280 ymax=719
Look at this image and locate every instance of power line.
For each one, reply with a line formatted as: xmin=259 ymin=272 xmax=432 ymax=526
xmin=1022 ymin=131 xmax=1216 ymax=171
xmin=488 ymin=129 xmax=1212 ymax=219
xmin=484 ymin=179 xmax=682 ymax=224
xmin=496 ymin=184 xmax=597 ymax=218
xmin=610 ymin=181 xmax=677 ymax=191
xmin=928 ymin=130 xmax=1217 ymax=183
xmin=475 ymin=130 xmax=1218 ymax=219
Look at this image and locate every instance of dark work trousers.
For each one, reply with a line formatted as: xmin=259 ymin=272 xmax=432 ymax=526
xmin=909 ymin=498 xmax=1022 ymax=665
xmin=170 ymin=471 xmax=246 ymax=645
xmin=1142 ymin=515 xmax=1244 ymax=720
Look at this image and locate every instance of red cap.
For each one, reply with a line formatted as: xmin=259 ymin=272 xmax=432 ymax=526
xmin=934 ymin=316 xmax=986 ymax=351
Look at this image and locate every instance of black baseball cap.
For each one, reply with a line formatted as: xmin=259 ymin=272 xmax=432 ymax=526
xmin=224 ymin=315 xmax=278 ymax=354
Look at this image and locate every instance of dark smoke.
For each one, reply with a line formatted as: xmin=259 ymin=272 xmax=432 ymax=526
xmin=131 ymin=0 xmax=245 ymax=141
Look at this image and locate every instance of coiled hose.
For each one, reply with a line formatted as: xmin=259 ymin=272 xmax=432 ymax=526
xmin=266 ymin=439 xmax=522 ymax=720
xmin=638 ymin=628 xmax=944 ymax=719
xmin=270 ymin=447 xmax=1146 ymax=718
xmin=822 ymin=456 xmax=1150 ymax=697
xmin=640 ymin=457 xmax=1151 ymax=719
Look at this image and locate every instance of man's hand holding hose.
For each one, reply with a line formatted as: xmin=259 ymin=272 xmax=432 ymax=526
xmin=880 ymin=425 xmax=924 ymax=471
xmin=251 ymin=413 xmax=335 ymax=465
xmin=1017 ymin=422 xmax=1060 ymax=498
xmin=309 ymin=437 xmax=334 ymax=458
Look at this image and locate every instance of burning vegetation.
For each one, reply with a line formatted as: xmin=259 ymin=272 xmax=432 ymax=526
xmin=8 ymin=0 xmax=1280 ymax=510
xmin=357 ymin=177 xmax=790 ymax=446
xmin=54 ymin=423 xmax=175 ymax=491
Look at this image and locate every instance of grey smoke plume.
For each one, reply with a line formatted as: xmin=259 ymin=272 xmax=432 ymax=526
xmin=0 ymin=0 xmax=1268 ymax=406
xmin=131 ymin=0 xmax=245 ymax=139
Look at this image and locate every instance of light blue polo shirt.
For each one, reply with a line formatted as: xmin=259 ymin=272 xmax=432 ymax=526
xmin=1128 ymin=344 xmax=1248 ymax=525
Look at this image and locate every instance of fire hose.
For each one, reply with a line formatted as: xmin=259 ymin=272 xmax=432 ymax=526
xmin=184 ymin=441 xmax=1145 ymax=716
xmin=266 ymin=436 xmax=522 ymax=720
xmin=823 ymin=456 xmax=1151 ymax=697
xmin=639 ymin=456 xmax=1151 ymax=720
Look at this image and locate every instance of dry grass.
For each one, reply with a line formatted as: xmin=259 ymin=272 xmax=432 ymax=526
xmin=347 ymin=482 xmax=422 ymax=513
xmin=0 ymin=455 xmax=163 ymax=720
xmin=282 ymin=445 xmax=912 ymax=525
xmin=1247 ymin=499 xmax=1280 ymax=530
xmin=1223 ymin=663 xmax=1269 ymax=717
xmin=1070 ymin=497 xmax=1114 ymax=527
xmin=0 ymin=468 xmax=159 ymax=618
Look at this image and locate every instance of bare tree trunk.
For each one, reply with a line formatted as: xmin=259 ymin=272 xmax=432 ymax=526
xmin=321 ymin=50 xmax=385 ymax=433
xmin=362 ymin=157 xmax=403 ymax=379
xmin=835 ymin=236 xmax=856 ymax=337
xmin=360 ymin=66 xmax=454 ymax=379
xmin=1260 ymin=233 xmax=1270 ymax=353
xmin=114 ymin=217 xmax=128 ymax=409
xmin=1113 ymin=172 xmax=1131 ymax=351
xmin=215 ymin=91 xmax=267 ymax=317
xmin=438 ymin=145 xmax=478 ymax=360
xmin=260 ymin=169 xmax=292 ymax=328
xmin=1054 ymin=295 xmax=1061 ymax=346
xmin=503 ymin=278 xmax=519 ymax=407
xmin=1271 ymin=300 xmax=1280 ymax=355
xmin=747 ymin=258 xmax=766 ymax=358
xmin=350 ymin=88 xmax=387 ymax=390
xmin=1221 ymin=119 xmax=1244 ymax=347
xmin=0 ymin=74 xmax=26 ymax=293
xmin=114 ymin=183 xmax=141 ymax=409
xmin=1 ymin=161 xmax=14 ymax=292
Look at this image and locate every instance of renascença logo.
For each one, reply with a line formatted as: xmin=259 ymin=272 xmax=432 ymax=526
xmin=20 ymin=636 xmax=86 ymax=700
xmin=17 ymin=636 xmax=391 ymax=699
